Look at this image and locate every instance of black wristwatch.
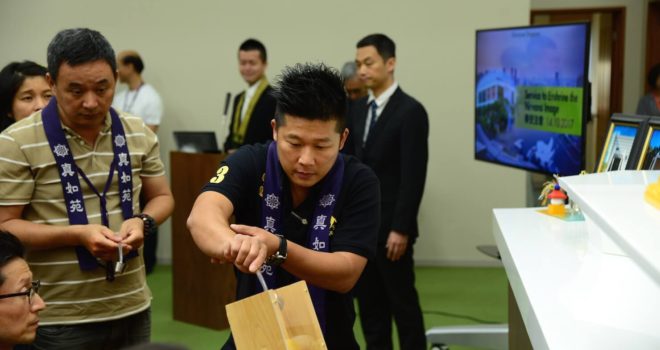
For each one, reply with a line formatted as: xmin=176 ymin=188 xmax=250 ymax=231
xmin=132 ymin=213 xmax=156 ymax=236
xmin=265 ymin=235 xmax=287 ymax=266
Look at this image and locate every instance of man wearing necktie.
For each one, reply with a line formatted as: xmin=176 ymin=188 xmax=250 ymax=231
xmin=223 ymin=39 xmax=277 ymax=153
xmin=345 ymin=33 xmax=429 ymax=350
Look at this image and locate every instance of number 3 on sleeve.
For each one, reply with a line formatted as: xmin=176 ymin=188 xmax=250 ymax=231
xmin=210 ymin=166 xmax=229 ymax=184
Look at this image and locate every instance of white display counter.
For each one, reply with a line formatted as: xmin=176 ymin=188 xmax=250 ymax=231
xmin=558 ymin=170 xmax=660 ymax=284
xmin=494 ymin=171 xmax=660 ymax=349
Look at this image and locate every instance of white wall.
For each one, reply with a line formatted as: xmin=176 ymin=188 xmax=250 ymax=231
xmin=0 ymin=0 xmax=531 ymax=266
xmin=531 ymin=0 xmax=647 ymax=114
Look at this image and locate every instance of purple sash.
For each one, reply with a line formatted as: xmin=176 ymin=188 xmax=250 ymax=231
xmin=259 ymin=141 xmax=344 ymax=334
xmin=42 ymin=99 xmax=136 ymax=274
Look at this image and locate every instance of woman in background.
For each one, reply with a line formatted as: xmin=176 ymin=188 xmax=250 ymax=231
xmin=0 ymin=61 xmax=51 ymax=132
xmin=637 ymin=63 xmax=660 ymax=116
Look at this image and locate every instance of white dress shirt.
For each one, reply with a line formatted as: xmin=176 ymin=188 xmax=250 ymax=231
xmin=112 ymin=83 xmax=164 ymax=126
xmin=240 ymin=80 xmax=261 ymax=122
xmin=363 ymin=81 xmax=399 ymax=144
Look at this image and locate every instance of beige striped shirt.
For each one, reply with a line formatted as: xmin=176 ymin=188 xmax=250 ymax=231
xmin=0 ymin=109 xmax=165 ymax=325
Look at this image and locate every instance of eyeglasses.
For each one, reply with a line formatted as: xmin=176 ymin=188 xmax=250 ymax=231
xmin=0 ymin=280 xmax=41 ymax=305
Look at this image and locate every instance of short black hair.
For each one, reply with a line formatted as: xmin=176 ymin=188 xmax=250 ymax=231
xmin=122 ymin=54 xmax=144 ymax=74
xmin=239 ymin=39 xmax=267 ymax=63
xmin=0 ymin=231 xmax=25 ymax=286
xmin=647 ymin=63 xmax=660 ymax=90
xmin=271 ymin=63 xmax=346 ymax=131
xmin=357 ymin=34 xmax=396 ymax=61
xmin=47 ymin=28 xmax=116 ymax=81
xmin=0 ymin=61 xmax=48 ymax=119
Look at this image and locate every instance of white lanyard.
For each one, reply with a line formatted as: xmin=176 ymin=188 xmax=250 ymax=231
xmin=122 ymin=83 xmax=144 ymax=113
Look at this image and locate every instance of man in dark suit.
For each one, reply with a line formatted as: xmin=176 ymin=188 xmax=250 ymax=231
xmin=346 ymin=34 xmax=429 ymax=350
xmin=223 ymin=39 xmax=277 ymax=152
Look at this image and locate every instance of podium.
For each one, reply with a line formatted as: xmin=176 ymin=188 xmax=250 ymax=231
xmin=170 ymin=151 xmax=236 ymax=330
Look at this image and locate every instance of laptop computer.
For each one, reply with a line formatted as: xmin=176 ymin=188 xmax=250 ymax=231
xmin=173 ymin=131 xmax=221 ymax=153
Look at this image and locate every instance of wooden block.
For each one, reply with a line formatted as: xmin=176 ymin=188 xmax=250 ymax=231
xmin=226 ymin=280 xmax=326 ymax=350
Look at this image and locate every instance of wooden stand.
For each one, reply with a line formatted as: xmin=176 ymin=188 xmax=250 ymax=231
xmin=170 ymin=151 xmax=236 ymax=330
xmin=226 ymin=280 xmax=326 ymax=350
xmin=508 ymin=283 xmax=533 ymax=350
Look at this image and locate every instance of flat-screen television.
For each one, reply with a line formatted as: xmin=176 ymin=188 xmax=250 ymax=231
xmin=475 ymin=23 xmax=590 ymax=176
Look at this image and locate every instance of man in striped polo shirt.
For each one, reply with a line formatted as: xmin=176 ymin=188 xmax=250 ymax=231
xmin=0 ymin=28 xmax=174 ymax=349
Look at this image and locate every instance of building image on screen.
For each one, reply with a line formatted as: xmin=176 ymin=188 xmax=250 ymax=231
xmin=475 ymin=23 xmax=589 ymax=175
xmin=639 ymin=128 xmax=660 ymax=170
xmin=597 ymin=124 xmax=637 ymax=172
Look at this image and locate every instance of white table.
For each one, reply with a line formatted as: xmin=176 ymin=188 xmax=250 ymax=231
xmin=558 ymin=170 xmax=660 ymax=285
xmin=494 ymin=204 xmax=660 ymax=349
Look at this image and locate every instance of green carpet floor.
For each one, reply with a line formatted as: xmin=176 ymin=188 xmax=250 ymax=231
xmin=147 ymin=265 xmax=508 ymax=350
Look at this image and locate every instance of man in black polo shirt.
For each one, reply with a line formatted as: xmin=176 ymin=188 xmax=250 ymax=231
xmin=187 ymin=63 xmax=380 ymax=350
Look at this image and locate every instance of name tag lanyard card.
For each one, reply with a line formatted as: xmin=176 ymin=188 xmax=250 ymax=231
xmin=77 ymin=163 xmax=126 ymax=280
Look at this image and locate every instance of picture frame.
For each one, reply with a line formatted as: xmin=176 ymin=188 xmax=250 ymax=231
xmin=595 ymin=114 xmax=649 ymax=173
xmin=636 ymin=118 xmax=660 ymax=170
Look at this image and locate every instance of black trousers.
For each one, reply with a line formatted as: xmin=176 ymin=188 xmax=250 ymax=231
xmin=18 ymin=308 xmax=151 ymax=350
xmin=356 ymin=244 xmax=426 ymax=350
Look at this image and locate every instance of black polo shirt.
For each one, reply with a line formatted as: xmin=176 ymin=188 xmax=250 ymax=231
xmin=202 ymin=142 xmax=380 ymax=350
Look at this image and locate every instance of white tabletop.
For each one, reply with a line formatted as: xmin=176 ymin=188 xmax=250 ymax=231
xmin=494 ymin=208 xmax=660 ymax=350
xmin=558 ymin=171 xmax=660 ymax=285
